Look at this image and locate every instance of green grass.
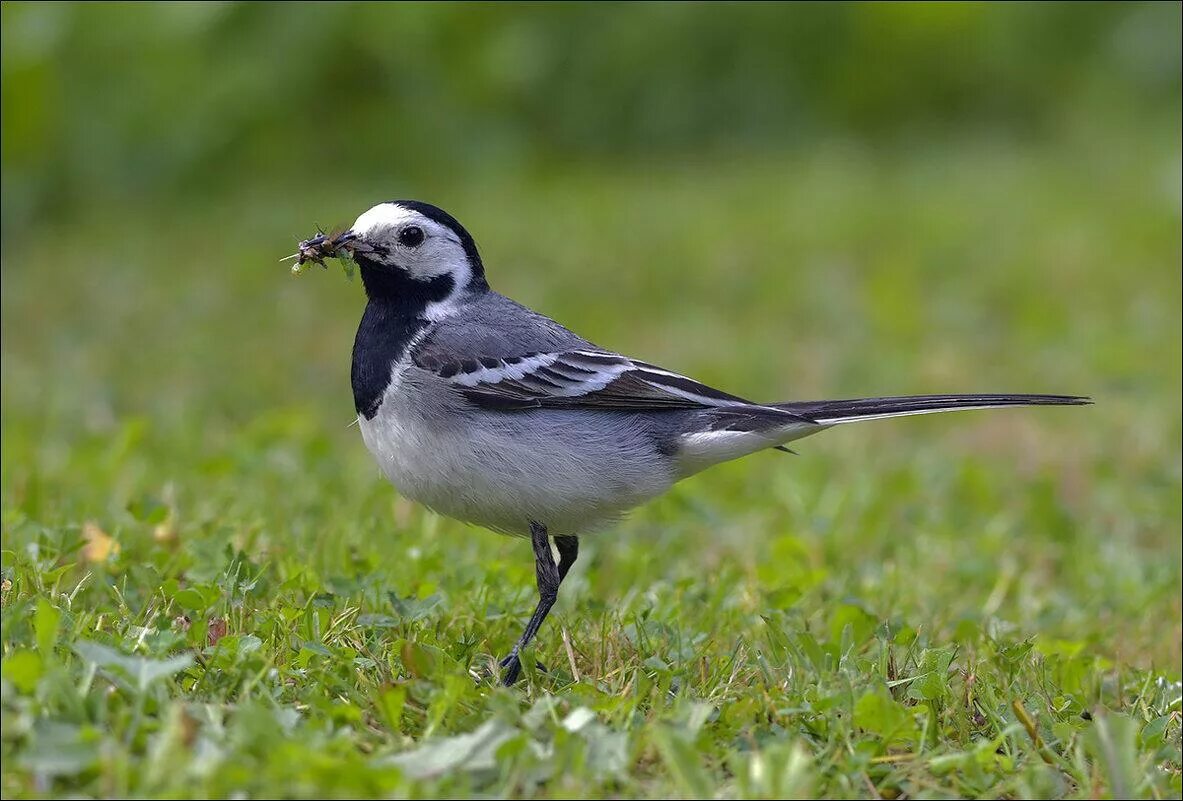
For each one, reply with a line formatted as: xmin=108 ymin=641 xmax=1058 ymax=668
xmin=2 ymin=135 xmax=1180 ymax=798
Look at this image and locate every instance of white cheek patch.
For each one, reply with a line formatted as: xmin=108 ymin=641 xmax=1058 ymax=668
xmin=416 ymin=237 xmax=470 ymax=280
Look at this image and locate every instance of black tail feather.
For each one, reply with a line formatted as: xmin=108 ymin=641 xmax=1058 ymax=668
xmin=777 ymin=393 xmax=1091 ymax=424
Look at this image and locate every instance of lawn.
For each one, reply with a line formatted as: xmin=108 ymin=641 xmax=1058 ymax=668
xmin=2 ymin=134 xmax=1180 ymax=797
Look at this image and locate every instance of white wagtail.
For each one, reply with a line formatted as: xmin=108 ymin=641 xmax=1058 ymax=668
xmin=294 ymin=200 xmax=1088 ymax=685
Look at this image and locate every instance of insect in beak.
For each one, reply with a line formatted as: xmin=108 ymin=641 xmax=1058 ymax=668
xmin=283 ymin=228 xmax=359 ymax=276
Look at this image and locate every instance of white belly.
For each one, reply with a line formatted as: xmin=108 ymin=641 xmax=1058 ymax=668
xmin=358 ymin=369 xmax=675 ymax=536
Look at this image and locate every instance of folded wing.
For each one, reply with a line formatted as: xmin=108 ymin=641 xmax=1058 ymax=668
xmin=416 ymin=348 xmax=808 ymax=418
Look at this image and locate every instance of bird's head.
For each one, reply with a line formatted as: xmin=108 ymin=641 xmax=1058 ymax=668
xmin=340 ymin=201 xmax=489 ymax=312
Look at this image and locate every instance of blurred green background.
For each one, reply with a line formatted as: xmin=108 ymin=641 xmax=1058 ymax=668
xmin=1 ymin=3 xmax=1180 ymax=796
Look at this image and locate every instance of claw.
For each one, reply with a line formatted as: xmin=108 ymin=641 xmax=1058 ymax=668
xmin=500 ymin=654 xmax=522 ymax=686
xmin=498 ymin=653 xmax=550 ymax=686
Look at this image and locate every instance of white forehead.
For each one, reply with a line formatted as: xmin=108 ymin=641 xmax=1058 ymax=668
xmin=351 ymin=203 xmax=456 ymax=242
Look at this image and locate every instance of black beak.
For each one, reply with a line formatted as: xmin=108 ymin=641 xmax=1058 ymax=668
xmin=332 ymin=230 xmax=361 ymax=256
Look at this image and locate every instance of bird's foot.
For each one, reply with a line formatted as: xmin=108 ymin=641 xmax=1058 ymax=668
xmin=497 ymin=651 xmax=548 ymax=686
xmin=498 ymin=651 xmax=522 ymax=686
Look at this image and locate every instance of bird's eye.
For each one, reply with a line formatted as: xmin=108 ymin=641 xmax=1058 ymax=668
xmin=398 ymin=226 xmax=424 ymax=247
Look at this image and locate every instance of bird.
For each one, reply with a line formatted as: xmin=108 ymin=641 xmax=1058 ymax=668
xmin=312 ymin=200 xmax=1089 ymax=686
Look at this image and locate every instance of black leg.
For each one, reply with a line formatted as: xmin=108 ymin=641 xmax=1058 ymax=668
xmin=499 ymin=523 xmax=579 ymax=685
